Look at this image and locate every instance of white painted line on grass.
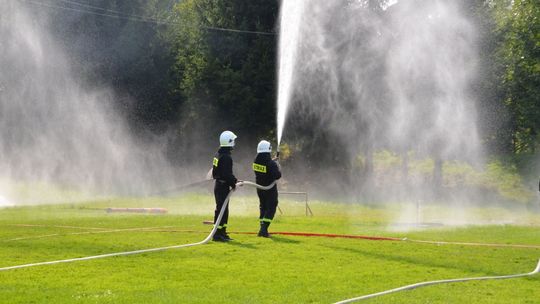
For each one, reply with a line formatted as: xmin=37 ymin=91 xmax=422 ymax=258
xmin=2 ymin=226 xmax=176 ymax=242
xmin=334 ymin=259 xmax=540 ymax=303
xmin=9 ymin=224 xmax=109 ymax=230
xmin=404 ymin=239 xmax=540 ymax=249
xmin=5 ymin=234 xmax=60 ymax=241
xmin=406 ymin=238 xmax=540 ymax=249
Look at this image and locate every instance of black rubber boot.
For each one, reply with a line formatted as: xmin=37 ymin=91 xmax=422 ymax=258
xmin=258 ymin=222 xmax=270 ymax=238
xmin=264 ymin=222 xmax=271 ymax=238
xmin=222 ymin=227 xmax=233 ymax=241
xmin=213 ymin=228 xmax=229 ymax=242
xmin=257 ymin=221 xmax=264 ymax=237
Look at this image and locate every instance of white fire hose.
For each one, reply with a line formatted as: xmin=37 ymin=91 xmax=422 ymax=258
xmin=0 ymin=180 xmax=275 ymax=272
xmin=334 ymin=259 xmax=540 ymax=303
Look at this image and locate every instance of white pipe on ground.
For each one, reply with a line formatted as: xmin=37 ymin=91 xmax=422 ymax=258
xmin=334 ymin=259 xmax=540 ymax=303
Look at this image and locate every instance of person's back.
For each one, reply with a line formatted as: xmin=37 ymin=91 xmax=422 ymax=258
xmin=213 ymin=147 xmax=236 ymax=187
xmin=253 ymin=153 xmax=281 ymax=188
xmin=211 ymin=131 xmax=238 ymax=242
xmin=253 ymin=140 xmax=281 ymax=237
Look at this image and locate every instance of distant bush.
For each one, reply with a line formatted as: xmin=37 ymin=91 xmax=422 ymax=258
xmin=481 ymin=161 xmax=534 ymax=204
xmin=370 ymin=150 xmax=535 ymax=205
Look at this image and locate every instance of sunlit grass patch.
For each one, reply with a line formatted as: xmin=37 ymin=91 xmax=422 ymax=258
xmin=0 ymin=194 xmax=538 ymax=303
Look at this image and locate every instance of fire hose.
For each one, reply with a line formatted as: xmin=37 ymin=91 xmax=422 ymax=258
xmin=0 ymin=180 xmax=275 ymax=272
xmin=334 ymin=259 xmax=540 ymax=303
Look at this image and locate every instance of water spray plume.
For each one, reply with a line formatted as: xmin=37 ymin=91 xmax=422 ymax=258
xmin=276 ymin=0 xmax=305 ymax=146
xmin=272 ymin=0 xmax=491 ymax=225
xmin=0 ymin=1 xmax=175 ymax=202
xmin=0 ymin=194 xmax=12 ymax=207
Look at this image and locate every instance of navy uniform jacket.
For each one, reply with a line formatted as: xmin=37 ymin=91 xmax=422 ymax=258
xmin=253 ymin=153 xmax=281 ymax=188
xmin=212 ymin=147 xmax=237 ymax=188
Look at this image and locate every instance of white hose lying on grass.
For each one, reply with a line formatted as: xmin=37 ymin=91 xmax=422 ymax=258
xmin=0 ymin=180 xmax=275 ymax=272
xmin=334 ymin=259 xmax=540 ymax=303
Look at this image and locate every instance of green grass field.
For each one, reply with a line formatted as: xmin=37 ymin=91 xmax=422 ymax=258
xmin=0 ymin=193 xmax=539 ymax=303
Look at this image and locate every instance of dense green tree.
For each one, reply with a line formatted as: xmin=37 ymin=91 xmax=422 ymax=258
xmin=493 ymin=0 xmax=540 ymax=153
xmin=168 ymin=0 xmax=278 ymax=150
xmin=22 ymin=0 xmax=540 ymax=166
xmin=462 ymin=0 xmax=512 ymax=155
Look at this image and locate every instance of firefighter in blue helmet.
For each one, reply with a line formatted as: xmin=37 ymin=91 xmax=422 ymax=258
xmin=253 ymin=140 xmax=282 ymax=237
xmin=211 ymin=130 xmax=238 ymax=242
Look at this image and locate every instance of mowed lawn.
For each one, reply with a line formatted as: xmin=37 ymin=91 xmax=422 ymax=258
xmin=0 ymin=194 xmax=538 ymax=303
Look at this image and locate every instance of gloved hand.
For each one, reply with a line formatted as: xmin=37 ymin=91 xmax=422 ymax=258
xmin=232 ymin=180 xmax=243 ymax=191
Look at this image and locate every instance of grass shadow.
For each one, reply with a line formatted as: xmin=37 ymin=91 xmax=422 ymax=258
xmin=269 ymin=236 xmax=301 ymax=244
xmin=224 ymin=241 xmax=258 ymax=249
xmin=322 ymin=244 xmax=512 ymax=277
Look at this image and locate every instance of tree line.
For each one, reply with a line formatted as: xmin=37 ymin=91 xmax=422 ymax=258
xmin=28 ymin=0 xmax=539 ymax=198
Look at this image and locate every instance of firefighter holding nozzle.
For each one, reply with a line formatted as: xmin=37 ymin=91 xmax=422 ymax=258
xmin=253 ymin=140 xmax=282 ymax=237
xmin=211 ymin=130 xmax=238 ymax=242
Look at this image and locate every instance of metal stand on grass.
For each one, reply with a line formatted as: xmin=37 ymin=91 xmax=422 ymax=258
xmin=279 ymin=191 xmax=313 ymax=216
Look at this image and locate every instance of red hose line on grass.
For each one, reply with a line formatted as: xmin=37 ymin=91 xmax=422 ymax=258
xmin=272 ymin=232 xmax=401 ymax=241
xmin=83 ymin=227 xmax=538 ymax=249
xmin=140 ymin=229 xmax=399 ymax=241
xmin=232 ymin=231 xmax=401 ymax=241
xmin=231 ymin=232 xmax=540 ymax=249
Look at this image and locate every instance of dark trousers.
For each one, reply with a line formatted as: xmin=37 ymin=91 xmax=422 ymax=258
xmin=257 ymin=187 xmax=278 ymax=222
xmin=214 ymin=183 xmax=230 ymax=228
